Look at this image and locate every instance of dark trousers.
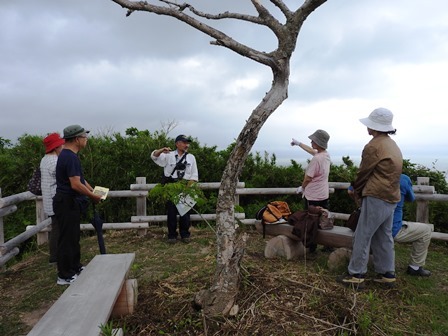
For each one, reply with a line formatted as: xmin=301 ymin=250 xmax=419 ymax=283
xmin=304 ymin=198 xmax=329 ymax=252
xmin=49 ymin=215 xmax=60 ymax=263
xmin=166 ymin=201 xmax=190 ymax=239
xmin=53 ymin=193 xmax=82 ymax=278
xmin=304 ymin=198 xmax=329 ymax=210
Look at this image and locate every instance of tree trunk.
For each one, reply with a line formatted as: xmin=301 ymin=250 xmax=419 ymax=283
xmin=109 ymin=0 xmax=328 ymax=317
xmin=194 ymin=64 xmax=290 ymax=315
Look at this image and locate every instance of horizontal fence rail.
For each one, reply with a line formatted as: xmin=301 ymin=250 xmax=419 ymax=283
xmin=0 ymin=177 xmax=446 ymax=267
xmin=131 ymin=213 xmax=246 ymax=223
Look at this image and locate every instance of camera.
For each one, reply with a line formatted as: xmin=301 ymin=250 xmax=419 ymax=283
xmin=176 ymin=162 xmax=187 ymax=171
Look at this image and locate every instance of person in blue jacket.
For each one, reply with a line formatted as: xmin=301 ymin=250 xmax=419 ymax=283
xmin=393 ymin=174 xmax=433 ymax=276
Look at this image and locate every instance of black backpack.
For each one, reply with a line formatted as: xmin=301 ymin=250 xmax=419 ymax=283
xmin=28 ymin=167 xmax=42 ymax=196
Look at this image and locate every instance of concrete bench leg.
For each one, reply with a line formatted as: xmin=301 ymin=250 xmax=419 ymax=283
xmin=264 ymin=235 xmax=306 ymax=260
xmin=111 ymin=278 xmax=138 ymax=318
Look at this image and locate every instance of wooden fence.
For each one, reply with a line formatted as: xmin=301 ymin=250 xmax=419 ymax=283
xmin=0 ymin=177 xmax=447 ymax=267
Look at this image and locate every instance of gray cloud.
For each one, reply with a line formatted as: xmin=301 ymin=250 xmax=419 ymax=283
xmin=2 ymin=0 xmax=448 ymax=170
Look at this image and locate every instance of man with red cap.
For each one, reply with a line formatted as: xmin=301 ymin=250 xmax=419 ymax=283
xmin=40 ymin=133 xmax=65 ymax=265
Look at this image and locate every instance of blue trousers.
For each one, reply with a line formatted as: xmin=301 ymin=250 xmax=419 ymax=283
xmin=348 ymin=196 xmax=397 ymax=275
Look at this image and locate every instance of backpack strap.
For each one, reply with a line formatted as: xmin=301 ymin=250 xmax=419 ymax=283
xmin=262 ymin=218 xmax=266 ymax=238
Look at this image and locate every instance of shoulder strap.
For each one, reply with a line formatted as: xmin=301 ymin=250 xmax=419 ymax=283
xmin=170 ymin=152 xmax=188 ymax=177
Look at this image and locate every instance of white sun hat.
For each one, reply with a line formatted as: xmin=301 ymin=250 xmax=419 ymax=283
xmin=359 ymin=107 xmax=395 ymax=132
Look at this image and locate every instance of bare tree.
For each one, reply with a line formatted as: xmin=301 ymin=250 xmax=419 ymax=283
xmin=110 ymin=0 xmax=327 ymax=316
xmin=160 ymin=119 xmax=178 ymax=137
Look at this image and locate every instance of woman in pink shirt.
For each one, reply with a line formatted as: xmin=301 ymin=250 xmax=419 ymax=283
xmin=292 ymin=129 xmax=331 ymax=209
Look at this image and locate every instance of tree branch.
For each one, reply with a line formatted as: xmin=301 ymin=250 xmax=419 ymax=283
xmin=294 ymin=0 xmax=328 ymax=22
xmin=269 ymin=0 xmax=293 ymax=18
xmin=155 ymin=0 xmax=266 ymax=25
xmin=111 ymin=0 xmax=279 ymax=69
xmin=250 ymin=0 xmax=283 ymax=35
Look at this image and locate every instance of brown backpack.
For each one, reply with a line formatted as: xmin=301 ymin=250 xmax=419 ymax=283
xmin=256 ymin=201 xmax=292 ymax=237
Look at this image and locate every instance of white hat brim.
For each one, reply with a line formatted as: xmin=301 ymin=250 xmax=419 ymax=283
xmin=359 ymin=117 xmax=395 ymax=132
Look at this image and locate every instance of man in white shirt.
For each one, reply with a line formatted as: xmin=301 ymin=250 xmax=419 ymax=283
xmin=151 ymin=135 xmax=199 ymax=244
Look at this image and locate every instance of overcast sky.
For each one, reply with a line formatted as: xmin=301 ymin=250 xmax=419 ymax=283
xmin=2 ymin=1 xmax=448 ymax=171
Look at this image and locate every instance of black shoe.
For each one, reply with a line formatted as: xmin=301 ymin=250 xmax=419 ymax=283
xmin=407 ymin=266 xmax=431 ymax=277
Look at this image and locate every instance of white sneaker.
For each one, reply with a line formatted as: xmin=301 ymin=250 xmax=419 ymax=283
xmin=57 ymin=274 xmax=77 ymax=285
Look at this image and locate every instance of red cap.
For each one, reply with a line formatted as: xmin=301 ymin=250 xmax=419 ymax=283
xmin=43 ymin=133 xmax=65 ymax=153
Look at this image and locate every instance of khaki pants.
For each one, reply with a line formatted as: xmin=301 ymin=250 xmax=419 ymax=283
xmin=394 ymin=222 xmax=433 ymax=267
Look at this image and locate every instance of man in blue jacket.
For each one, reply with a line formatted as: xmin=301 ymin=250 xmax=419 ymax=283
xmin=393 ymin=174 xmax=433 ymax=276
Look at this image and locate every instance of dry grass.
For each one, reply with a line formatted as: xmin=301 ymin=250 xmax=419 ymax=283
xmin=1 ymin=225 xmax=448 ymax=335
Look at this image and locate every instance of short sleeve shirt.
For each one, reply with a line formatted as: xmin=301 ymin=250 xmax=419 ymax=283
xmin=304 ymin=151 xmax=331 ymax=201
xmin=56 ymin=149 xmax=85 ymax=196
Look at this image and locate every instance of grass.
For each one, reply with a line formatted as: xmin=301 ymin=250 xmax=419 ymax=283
xmin=1 ymin=225 xmax=448 ymax=335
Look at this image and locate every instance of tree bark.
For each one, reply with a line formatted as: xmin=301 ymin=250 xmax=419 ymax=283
xmin=109 ymin=0 xmax=328 ymax=316
xmin=194 ymin=66 xmax=290 ymax=315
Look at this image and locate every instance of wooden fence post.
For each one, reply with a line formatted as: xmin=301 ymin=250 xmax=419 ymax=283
xmin=136 ymin=177 xmax=147 ymax=236
xmin=416 ymin=177 xmax=430 ymax=224
xmin=235 ymin=180 xmax=240 ymax=207
xmin=35 ymin=197 xmax=49 ymax=245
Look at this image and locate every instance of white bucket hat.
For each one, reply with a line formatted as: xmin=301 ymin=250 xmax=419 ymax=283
xmin=359 ymin=107 xmax=395 ymax=132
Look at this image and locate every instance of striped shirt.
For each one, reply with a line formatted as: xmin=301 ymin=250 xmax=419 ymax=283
xmin=40 ymin=154 xmax=58 ymax=216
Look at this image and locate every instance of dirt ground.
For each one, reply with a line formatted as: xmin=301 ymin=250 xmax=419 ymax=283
xmin=2 ymin=226 xmax=447 ymax=336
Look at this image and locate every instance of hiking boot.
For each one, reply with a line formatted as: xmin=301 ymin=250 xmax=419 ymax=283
xmin=57 ymin=274 xmax=77 ymax=286
xmin=167 ymin=238 xmax=177 ymax=244
xmin=336 ymin=273 xmax=366 ymax=289
xmin=181 ymin=237 xmax=191 ymax=244
xmin=374 ymin=272 xmax=396 ymax=288
xmin=407 ymin=266 xmax=431 ymax=277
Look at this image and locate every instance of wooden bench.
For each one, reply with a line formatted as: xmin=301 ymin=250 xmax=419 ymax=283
xmin=255 ymin=221 xmax=354 ymax=246
xmin=27 ymin=253 xmax=136 ymax=336
xmin=255 ymin=221 xmax=354 ymax=260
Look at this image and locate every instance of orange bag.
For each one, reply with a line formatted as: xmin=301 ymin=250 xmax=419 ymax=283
xmin=256 ymin=201 xmax=292 ymax=237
